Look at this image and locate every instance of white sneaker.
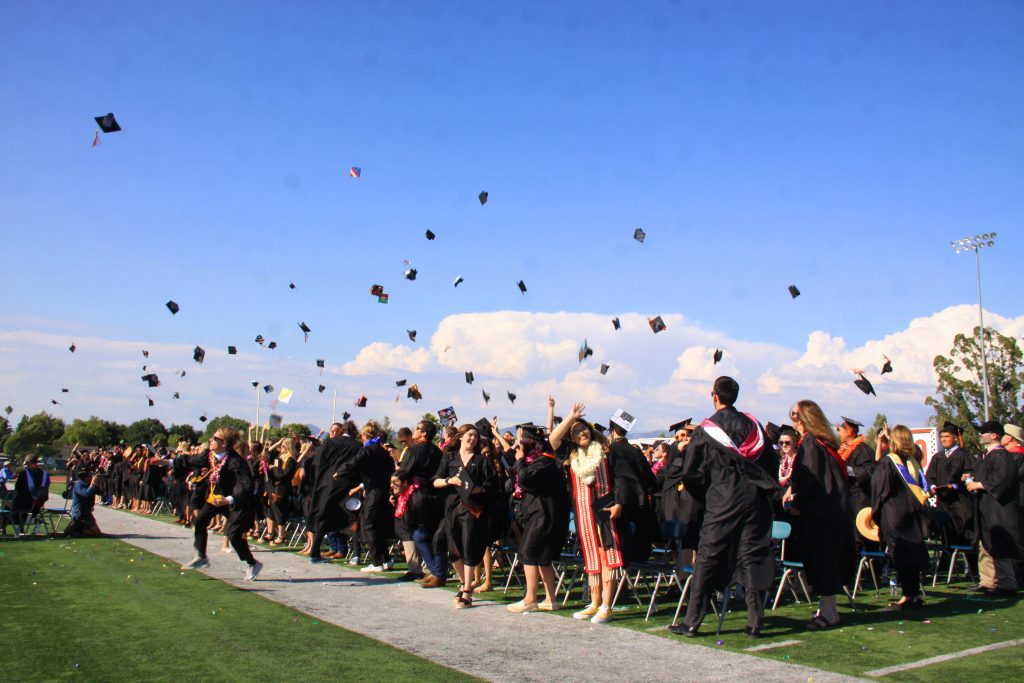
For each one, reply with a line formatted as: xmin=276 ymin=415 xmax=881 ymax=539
xmin=348 ymin=557 xmax=359 ymax=566
xmin=360 ymin=564 xmax=384 ymax=573
xmin=383 ymin=561 xmax=394 ymax=570
xmin=591 ymin=606 xmax=612 ymax=624
xmin=182 ymin=555 xmax=210 ymax=570
xmin=244 ymin=560 xmax=263 ymax=581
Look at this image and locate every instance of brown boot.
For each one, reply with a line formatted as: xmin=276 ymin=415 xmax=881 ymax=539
xmin=420 ymin=575 xmax=446 ymax=588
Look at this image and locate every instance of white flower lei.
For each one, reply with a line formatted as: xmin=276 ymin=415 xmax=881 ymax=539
xmin=571 ymin=441 xmax=606 ymax=485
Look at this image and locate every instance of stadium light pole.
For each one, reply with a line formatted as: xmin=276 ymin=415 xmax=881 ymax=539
xmin=951 ymin=232 xmax=996 ymax=422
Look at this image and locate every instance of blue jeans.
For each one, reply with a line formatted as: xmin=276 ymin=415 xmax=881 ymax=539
xmin=327 ymin=532 xmax=348 ymax=555
xmin=412 ymin=526 xmax=447 ymax=578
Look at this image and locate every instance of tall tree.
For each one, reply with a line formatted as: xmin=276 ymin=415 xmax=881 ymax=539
xmin=168 ymin=423 xmax=201 ymax=447
xmin=925 ymin=326 xmax=1024 ymax=453
xmin=63 ymin=417 xmax=115 ymax=447
xmin=3 ymin=412 xmax=66 ymax=457
xmin=865 ymin=413 xmax=889 ymax=451
xmin=201 ymin=415 xmax=249 ymax=442
xmin=123 ymin=418 xmax=168 ymax=446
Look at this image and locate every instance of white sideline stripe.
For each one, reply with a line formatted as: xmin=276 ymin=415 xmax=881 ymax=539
xmin=863 ymin=638 xmax=1024 ymax=677
xmin=745 ymin=639 xmax=803 ymax=652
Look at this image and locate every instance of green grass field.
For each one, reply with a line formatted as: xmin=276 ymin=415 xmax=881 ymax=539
xmin=0 ymin=537 xmax=478 ymax=683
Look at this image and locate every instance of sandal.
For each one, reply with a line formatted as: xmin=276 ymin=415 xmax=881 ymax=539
xmin=806 ymin=614 xmax=840 ymax=631
xmin=456 ymin=592 xmax=474 ymax=609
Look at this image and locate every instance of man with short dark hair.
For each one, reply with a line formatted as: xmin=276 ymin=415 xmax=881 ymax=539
xmin=12 ymin=454 xmax=49 ymax=535
xmin=966 ymin=421 xmax=1020 ymax=596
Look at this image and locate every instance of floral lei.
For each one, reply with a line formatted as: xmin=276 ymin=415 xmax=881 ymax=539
xmin=570 ymin=441 xmax=606 ymax=485
xmin=208 ymin=452 xmax=225 ymax=485
xmin=838 ymin=435 xmax=865 ymax=463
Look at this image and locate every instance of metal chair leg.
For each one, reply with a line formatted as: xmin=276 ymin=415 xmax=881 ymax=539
xmin=772 ymin=568 xmax=790 ymax=610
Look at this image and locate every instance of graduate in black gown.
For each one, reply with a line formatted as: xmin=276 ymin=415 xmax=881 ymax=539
xmin=266 ymin=440 xmax=297 ymax=545
xmin=308 ymin=422 xmax=362 ymax=562
xmin=926 ymin=422 xmax=977 ymax=549
xmin=837 ymin=417 xmax=878 ymax=550
xmin=506 ymin=425 xmax=570 ymax=613
xmin=393 ymin=420 xmax=446 ymax=586
xmin=12 ymin=454 xmax=50 ymax=534
xmin=658 ymin=428 xmax=705 ymax=565
xmin=607 ymin=417 xmax=657 ymax=564
xmin=871 ymin=425 xmax=931 ymax=608
xmin=432 ymin=423 xmax=499 ymax=608
xmin=338 ymin=420 xmax=396 ymax=571
xmin=670 ymin=377 xmax=779 ymax=637
xmin=785 ymin=400 xmax=856 ymax=630
xmin=966 ymin=421 xmax=1021 ymax=595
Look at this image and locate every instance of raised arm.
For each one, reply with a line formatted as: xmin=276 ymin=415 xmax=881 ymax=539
xmin=549 ymin=402 xmax=585 ymax=452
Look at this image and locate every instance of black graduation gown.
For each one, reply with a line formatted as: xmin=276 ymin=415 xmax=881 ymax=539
xmin=926 ymin=446 xmax=976 ymax=545
xmin=790 ymin=435 xmax=856 ymax=594
xmin=13 ymin=468 xmax=49 ymax=512
xmin=658 ymin=443 xmax=705 ymax=551
xmin=847 ymin=441 xmax=877 ymax=516
xmin=608 ymin=439 xmax=657 ymax=563
xmin=184 ymin=450 xmax=256 ymax=533
xmin=342 ymin=443 xmax=396 ymax=545
xmin=973 ymin=447 xmax=1022 ymax=559
xmin=394 ymin=441 xmax=444 ymax=532
xmin=434 ymin=450 xmax=499 ymax=565
xmin=681 ymin=407 xmax=779 ymax=591
xmin=871 ymin=456 xmax=929 ymax=571
xmin=267 ymin=456 xmax=296 ymax=524
xmin=513 ymin=454 xmax=570 ymax=566
xmin=309 ymin=435 xmax=361 ymax=536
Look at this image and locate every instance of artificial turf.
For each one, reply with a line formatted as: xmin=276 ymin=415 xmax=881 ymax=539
xmin=0 ymin=537 xmax=479 ymax=683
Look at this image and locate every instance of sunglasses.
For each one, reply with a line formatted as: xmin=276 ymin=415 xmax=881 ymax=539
xmin=779 ymin=440 xmax=794 ymax=447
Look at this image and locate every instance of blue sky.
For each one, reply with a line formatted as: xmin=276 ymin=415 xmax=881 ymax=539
xmin=1 ymin=1 xmax=1022 ymax=431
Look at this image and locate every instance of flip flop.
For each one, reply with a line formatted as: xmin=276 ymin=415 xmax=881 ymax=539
xmin=806 ymin=614 xmax=840 ymax=631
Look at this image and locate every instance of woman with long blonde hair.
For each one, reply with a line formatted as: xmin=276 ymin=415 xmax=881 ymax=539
xmin=783 ymin=400 xmax=855 ymax=630
xmin=267 ymin=437 xmax=298 ymax=545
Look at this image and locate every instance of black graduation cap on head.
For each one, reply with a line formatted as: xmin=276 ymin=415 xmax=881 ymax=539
xmin=141 ymin=373 xmax=160 ymax=387
xmin=578 ymin=339 xmax=593 ymax=363
xmin=881 ymin=356 xmax=893 ymax=374
xmin=478 ymin=190 xmax=488 ymax=205
xmin=940 ymin=421 xmax=962 ymax=436
xmin=407 ymin=384 xmax=422 ymax=401
xmin=61 ymin=388 xmax=69 ymax=393
xmin=268 ymin=341 xmax=277 ymax=349
xmin=342 ymin=411 xmax=351 ymax=421
xmin=612 ymin=317 xmax=621 ymax=331
xmin=395 ymin=379 xmax=407 ymax=387
xmin=854 ymin=372 xmax=876 ymax=396
xmin=69 ymin=343 xmax=77 ymax=353
xmin=464 ymin=371 xmax=475 ymax=384
xmin=199 ymin=415 xmax=208 ymax=423
xmin=227 ymin=346 xmax=237 ymax=355
xmin=507 ymin=391 xmax=516 ymax=404
xmin=166 ymin=300 xmax=179 ymax=315
xmin=713 ymin=348 xmax=723 ymax=364
xmin=591 ymin=422 xmax=607 ymax=433
xmin=356 ymin=394 xmax=368 ymax=407
xmin=255 ymin=334 xmax=265 ymax=345
xmin=839 ymin=416 xmax=864 ymax=429
xmin=142 ymin=350 xmax=149 ymax=358
xmin=649 ymin=316 xmax=666 ymax=334
xmin=298 ymin=322 xmax=311 ymax=342
xmin=669 ymin=418 xmax=693 ymax=432
xmin=453 ymin=275 xmax=464 ymax=287
xmin=425 ymin=229 xmax=436 ymax=240
xmin=788 ymin=285 xmax=801 ymax=299
xmin=173 ymin=392 xmax=180 ymax=399
xmin=147 ymin=396 xmax=155 ymax=407
xmin=193 ymin=346 xmax=205 ymax=364
xmin=263 ymin=384 xmax=273 ymax=394
xmin=517 ymin=280 xmax=527 ymax=294
xmin=407 ymin=330 xmax=417 ymax=342
xmin=474 ymin=418 xmax=495 ymax=439
xmin=316 ymin=359 xmax=325 ymax=368
xmin=600 ymin=364 xmax=610 ymax=375
xmin=318 ymin=385 xmax=326 ymax=393
xmin=94 ymin=113 xmax=121 ymax=133
xmin=289 ymin=281 xmax=296 ymax=289
xmin=633 ymin=227 xmax=646 ymax=243
xmin=405 ymin=268 xmax=417 ymax=281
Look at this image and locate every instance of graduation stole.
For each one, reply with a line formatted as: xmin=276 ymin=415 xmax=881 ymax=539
xmin=700 ymin=413 xmax=764 ymax=461
xmin=887 ymin=452 xmax=930 ymax=506
xmin=838 ymin=435 xmax=865 ymax=463
xmin=27 ymin=469 xmax=49 ymax=499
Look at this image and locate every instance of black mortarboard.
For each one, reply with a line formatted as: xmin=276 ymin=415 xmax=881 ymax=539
xmin=591 ymin=422 xmax=607 ymax=433
xmin=465 ymin=371 xmax=474 ymax=384
xmin=405 ymin=268 xmax=417 ymax=281
xmin=356 ymin=394 xmax=367 ymax=407
xmin=482 ymin=389 xmax=490 ymax=404
xmin=318 ymin=384 xmax=326 ymax=393
xmin=881 ymin=356 xmax=893 ymax=374
xmin=51 ymin=399 xmax=59 ymax=405
xmin=425 ymin=229 xmax=436 ymax=240
xmin=193 ymin=346 xmax=205 ymax=364
xmin=713 ymin=348 xmax=723 ymax=364
xmin=395 ymin=379 xmax=407 ymax=387
xmin=600 ymin=364 xmax=610 ymax=375
xmin=61 ymin=388 xmax=69 ymax=393
xmin=612 ymin=317 xmax=621 ymax=331
xmin=516 ymin=422 xmax=545 ymax=441
xmin=289 ymin=281 xmax=296 ymax=289
xmin=166 ymin=300 xmax=179 ymax=315
xmin=141 ymin=373 xmax=160 ymax=387
xmin=370 ymin=284 xmax=384 ymax=296
xmin=342 ymin=411 xmax=351 ymax=420
xmin=474 ymin=418 xmax=495 ymax=439
xmin=147 ymin=396 xmax=155 ymax=407
xmin=453 ymin=275 xmax=464 ymax=287
xmin=941 ymin=421 xmax=962 ymax=436
xmin=507 ymin=391 xmax=517 ymax=404
xmin=142 ymin=350 xmax=149 ymax=358
xmin=94 ymin=113 xmax=121 ymax=133
xmin=763 ymin=422 xmax=783 ymax=444
xmin=788 ymin=285 xmax=800 ymax=299
xmin=298 ymin=322 xmax=311 ymax=342
xmin=179 ymin=370 xmax=186 ymax=377
xmin=839 ymin=416 xmax=864 ymax=428
xmin=669 ymin=418 xmax=693 ymax=432
xmin=316 ymin=359 xmax=325 ymax=368
xmin=255 ymin=335 xmax=265 ymax=345
xmin=69 ymin=343 xmax=76 ymax=353
xmin=854 ymin=373 xmax=876 ymax=396
xmin=407 ymin=384 xmax=422 ymax=401
xmin=268 ymin=341 xmax=277 ymax=349
xmin=251 ymin=380 xmax=259 ymax=388
xmin=649 ymin=316 xmax=666 ymax=333
xmin=977 ymin=420 xmax=1005 ymax=437
xmin=578 ymin=339 xmax=593 ymax=363
xmin=478 ymin=190 xmax=488 ymax=205
xmin=407 ymin=330 xmax=417 ymax=342
xmin=517 ymin=280 xmax=527 ymax=294
xmin=263 ymin=384 xmax=273 ymax=394
xmin=142 ymin=365 xmax=147 ymax=371
xmin=173 ymin=392 xmax=180 ymax=399
xmin=633 ymin=227 xmax=646 ymax=243
xmin=227 ymin=346 xmax=237 ymax=355
xmin=199 ymin=415 xmax=208 ymax=423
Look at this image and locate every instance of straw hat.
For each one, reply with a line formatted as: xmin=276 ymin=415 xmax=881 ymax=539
xmin=856 ymin=507 xmax=880 ymax=542
xmin=1004 ymin=424 xmax=1024 ymax=445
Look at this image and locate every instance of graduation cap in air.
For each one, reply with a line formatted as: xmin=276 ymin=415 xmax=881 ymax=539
xmin=370 ymin=284 xmax=384 ymax=296
xmin=395 ymin=379 xmax=407 ymax=387
xmin=179 ymin=370 xmax=187 ymax=377
xmin=227 ymin=346 xmax=237 ymax=355
xmin=61 ymin=388 xmax=69 ymax=393
xmin=482 ymin=389 xmax=491 ymax=404
xmin=478 ymin=191 xmax=488 ymax=205
xmin=713 ymin=348 xmax=723 ymax=365
xmin=251 ymin=381 xmax=259 ymax=388
xmin=517 ymin=280 xmax=527 ymax=294
xmin=788 ymin=285 xmax=801 ymax=299
xmin=316 ymin=359 xmax=325 ymax=369
xmin=142 ymin=350 xmax=149 ymax=358
xmin=268 ymin=341 xmax=278 ymax=349
xmin=147 ymin=396 xmax=155 ymax=407
xmin=425 ymin=229 xmax=436 ymax=240
xmin=342 ymin=411 xmax=352 ymax=421
xmin=453 ymin=275 xmax=464 ymax=287
xmin=465 ymin=371 xmax=474 ymax=384
xmin=407 ymin=384 xmax=422 ymax=401
xmin=166 ymin=300 xmax=180 ymax=315
xmin=474 ymin=418 xmax=495 ymax=439
xmin=648 ymin=316 xmax=666 ymax=333
xmin=142 ymin=365 xmax=147 ymax=371
xmin=199 ymin=415 xmax=208 ymax=423
xmin=193 ymin=346 xmax=205 ymax=364
xmin=263 ymin=384 xmax=274 ymax=394
xmin=578 ymin=339 xmax=593 ymax=363
xmin=405 ymin=268 xmax=418 ymax=281
xmin=507 ymin=391 xmax=517 ymax=404
xmin=356 ymin=394 xmax=368 ymax=407
xmin=349 ymin=166 xmax=361 ymax=178
xmin=600 ymin=364 xmax=610 ymax=375
xmin=298 ymin=322 xmax=311 ymax=342
xmin=51 ymin=399 xmax=60 ymax=405
xmin=407 ymin=330 xmax=417 ymax=342
xmin=853 ymin=372 xmax=876 ymax=396
xmin=69 ymin=343 xmax=77 ymax=353
xmin=881 ymin=356 xmax=893 ymax=375
xmin=289 ymin=281 xmax=296 ymax=289
xmin=173 ymin=392 xmax=180 ymax=399
xmin=94 ymin=112 xmax=121 ymax=133
xmin=612 ymin=317 xmax=621 ymax=331
xmin=141 ymin=373 xmax=160 ymax=388
xmin=633 ymin=228 xmax=646 ymax=243
xmin=378 ymin=294 xmax=389 ymax=304
xmin=669 ymin=418 xmax=693 ymax=433
xmin=255 ymin=335 xmax=265 ymax=346
xmin=318 ymin=385 xmax=326 ymax=393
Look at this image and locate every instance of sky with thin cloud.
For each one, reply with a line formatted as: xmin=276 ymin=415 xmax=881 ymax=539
xmin=1 ymin=2 xmax=1021 ymax=434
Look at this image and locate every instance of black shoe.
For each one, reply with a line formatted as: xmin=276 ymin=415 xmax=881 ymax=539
xmin=744 ymin=625 xmax=761 ymax=638
xmin=983 ymin=587 xmax=1018 ymax=598
xmin=668 ymin=623 xmax=699 ymax=637
xmin=968 ymin=584 xmax=989 ymax=593
xmin=397 ymin=571 xmax=424 ymax=582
